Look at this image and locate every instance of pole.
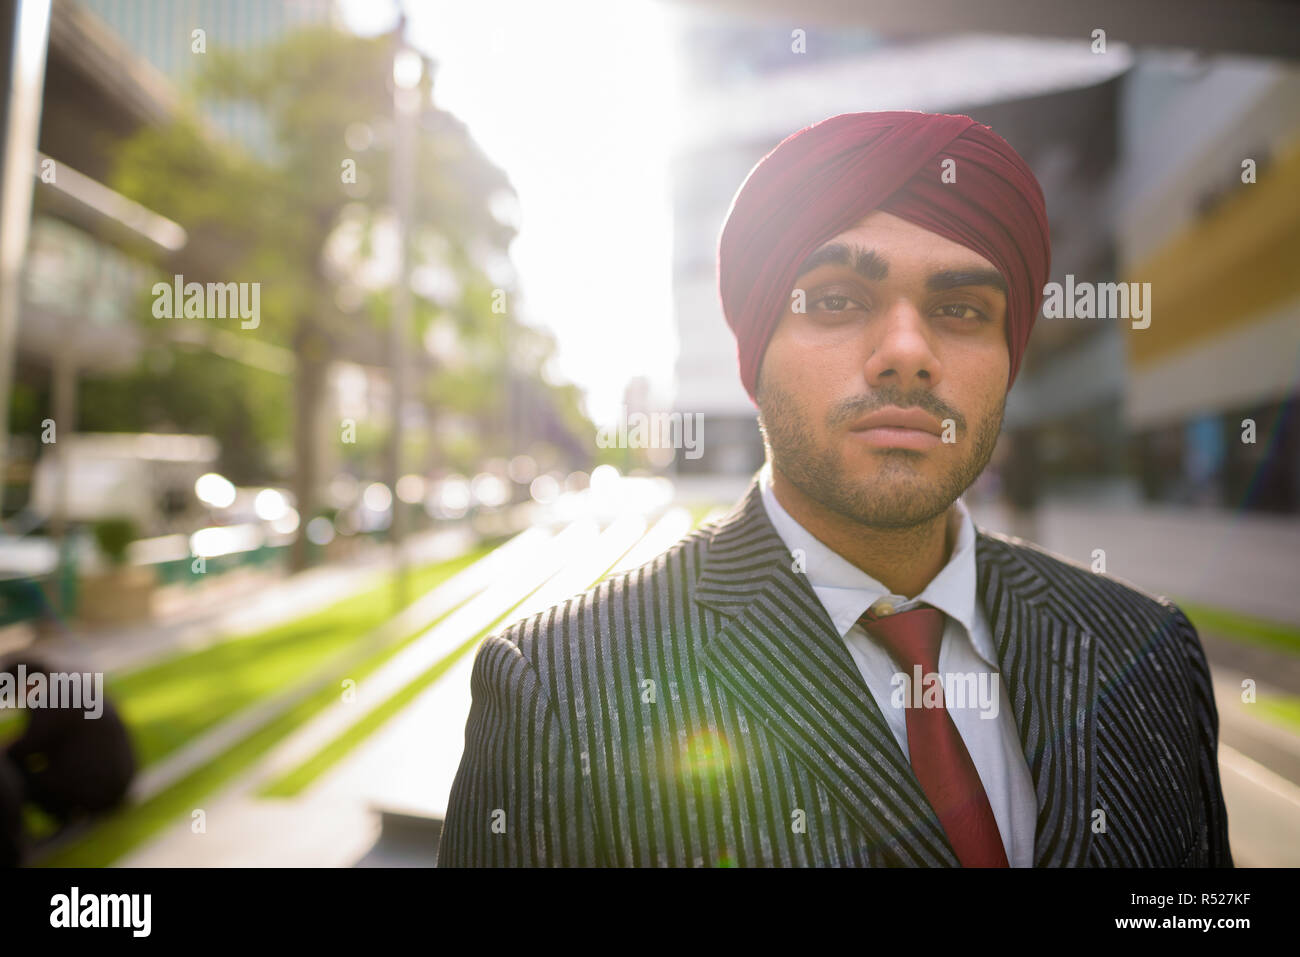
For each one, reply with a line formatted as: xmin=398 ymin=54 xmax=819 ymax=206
xmin=0 ymin=0 xmax=51 ymax=527
xmin=389 ymin=18 xmax=418 ymax=612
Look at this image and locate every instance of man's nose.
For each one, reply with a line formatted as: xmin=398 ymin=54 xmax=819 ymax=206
xmin=862 ymin=300 xmax=942 ymax=390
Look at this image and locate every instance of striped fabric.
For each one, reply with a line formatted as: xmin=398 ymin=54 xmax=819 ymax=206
xmin=438 ymin=476 xmax=1232 ymax=867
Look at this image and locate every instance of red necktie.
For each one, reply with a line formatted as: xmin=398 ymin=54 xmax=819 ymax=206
xmin=859 ymin=603 xmax=1009 ymax=867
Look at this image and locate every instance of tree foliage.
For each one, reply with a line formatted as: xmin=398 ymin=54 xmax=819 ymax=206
xmin=97 ymin=25 xmax=596 ymax=559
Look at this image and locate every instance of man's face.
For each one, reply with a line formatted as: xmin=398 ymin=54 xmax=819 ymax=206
xmin=756 ymin=210 xmax=1010 ymax=529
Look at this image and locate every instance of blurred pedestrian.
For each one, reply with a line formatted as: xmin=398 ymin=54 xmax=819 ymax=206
xmin=1 ymin=654 xmax=136 ymax=827
xmin=1002 ymin=430 xmax=1041 ymax=543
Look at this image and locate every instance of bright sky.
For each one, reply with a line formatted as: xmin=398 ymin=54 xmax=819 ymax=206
xmin=339 ymin=0 xmax=684 ymax=426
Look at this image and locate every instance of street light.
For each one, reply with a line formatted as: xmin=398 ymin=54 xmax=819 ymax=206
xmin=388 ymin=18 xmax=420 ymax=611
xmin=392 ymin=47 xmax=422 ymax=91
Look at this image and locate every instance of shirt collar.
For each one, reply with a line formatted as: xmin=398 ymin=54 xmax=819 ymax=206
xmin=757 ymin=461 xmax=980 ymax=644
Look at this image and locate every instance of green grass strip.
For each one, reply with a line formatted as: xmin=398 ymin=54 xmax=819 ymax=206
xmin=1254 ymin=695 xmax=1300 ymax=735
xmin=259 ymin=626 xmax=488 ymax=798
xmin=1174 ymin=598 xmax=1300 ymax=657
xmin=102 ymin=546 xmax=492 ymax=768
xmin=36 ymin=595 xmax=477 ymax=868
xmin=260 ymin=498 xmax=733 ymax=796
xmin=0 ymin=555 xmax=473 ymax=753
xmin=38 ymin=511 xmax=725 ymax=861
xmin=39 ymin=661 xmax=372 ymax=866
xmin=32 ymin=546 xmax=493 ymax=867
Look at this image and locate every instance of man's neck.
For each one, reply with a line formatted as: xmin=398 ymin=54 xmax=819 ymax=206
xmin=768 ymin=463 xmax=954 ymax=599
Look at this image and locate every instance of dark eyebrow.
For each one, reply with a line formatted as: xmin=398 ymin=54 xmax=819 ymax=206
xmin=794 ymin=242 xmax=888 ymax=282
xmin=927 ymin=268 xmax=1007 ymax=296
xmin=794 ymin=241 xmax=1007 ymax=297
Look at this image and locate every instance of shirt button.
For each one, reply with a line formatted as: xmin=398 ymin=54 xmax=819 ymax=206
xmin=871 ymin=598 xmax=896 ymax=617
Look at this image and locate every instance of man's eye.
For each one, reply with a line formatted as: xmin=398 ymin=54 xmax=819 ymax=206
xmin=936 ymin=302 xmax=988 ymax=321
xmin=812 ymin=294 xmax=862 ymax=313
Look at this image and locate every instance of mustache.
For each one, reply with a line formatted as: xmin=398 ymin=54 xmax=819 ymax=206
xmin=827 ymin=388 xmax=965 ymax=433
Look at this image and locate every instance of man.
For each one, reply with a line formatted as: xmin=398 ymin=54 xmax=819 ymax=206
xmin=439 ymin=110 xmax=1232 ymax=867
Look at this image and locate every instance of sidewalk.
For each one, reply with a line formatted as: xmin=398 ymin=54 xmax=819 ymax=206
xmin=1210 ymin=665 xmax=1300 ymax=866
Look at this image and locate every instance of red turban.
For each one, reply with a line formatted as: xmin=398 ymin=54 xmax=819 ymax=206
xmin=716 ymin=110 xmax=1051 ymax=403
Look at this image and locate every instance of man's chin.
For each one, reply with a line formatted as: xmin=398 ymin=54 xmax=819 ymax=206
xmin=840 ymin=449 xmax=939 ymax=485
xmin=806 ymin=472 xmax=954 ymax=528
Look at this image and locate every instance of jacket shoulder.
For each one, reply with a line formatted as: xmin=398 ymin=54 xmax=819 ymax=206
xmin=491 ymin=518 xmax=715 ymax=664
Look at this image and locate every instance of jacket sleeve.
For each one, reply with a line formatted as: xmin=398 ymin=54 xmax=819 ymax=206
xmin=1169 ymin=605 xmax=1234 ymax=867
xmin=437 ymin=633 xmax=602 ymax=867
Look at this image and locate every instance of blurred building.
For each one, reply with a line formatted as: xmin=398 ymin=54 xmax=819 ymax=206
xmin=1001 ymin=53 xmax=1300 ymax=515
xmin=79 ymin=0 xmax=336 ymax=153
xmin=6 ymin=0 xmax=182 ymax=518
xmin=8 ymin=0 xmax=335 ymax=520
xmin=1114 ymin=55 xmax=1300 ymax=513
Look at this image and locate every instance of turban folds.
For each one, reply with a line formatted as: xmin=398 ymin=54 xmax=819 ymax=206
xmin=716 ymin=110 xmax=1051 ymax=402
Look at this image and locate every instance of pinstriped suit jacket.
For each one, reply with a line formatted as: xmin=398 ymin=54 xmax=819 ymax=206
xmin=438 ymin=476 xmax=1233 ymax=867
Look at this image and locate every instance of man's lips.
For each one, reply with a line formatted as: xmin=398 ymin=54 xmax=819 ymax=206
xmin=847 ymin=406 xmax=945 ymax=450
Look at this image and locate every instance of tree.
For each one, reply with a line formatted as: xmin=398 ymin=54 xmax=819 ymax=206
xmin=109 ymin=26 xmax=521 ymax=569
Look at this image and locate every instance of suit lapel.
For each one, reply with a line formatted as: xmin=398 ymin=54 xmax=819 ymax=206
xmin=696 ymin=478 xmax=960 ymax=866
xmin=974 ymin=530 xmax=1099 ymax=867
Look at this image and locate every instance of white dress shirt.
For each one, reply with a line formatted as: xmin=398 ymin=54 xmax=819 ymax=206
xmin=758 ymin=463 xmax=1038 ymax=866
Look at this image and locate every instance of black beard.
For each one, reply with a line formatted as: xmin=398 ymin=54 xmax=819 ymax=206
xmin=756 ymin=378 xmax=1004 ymax=530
